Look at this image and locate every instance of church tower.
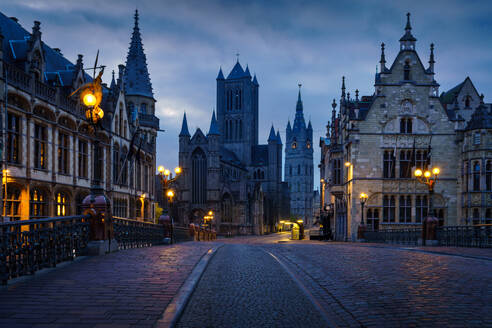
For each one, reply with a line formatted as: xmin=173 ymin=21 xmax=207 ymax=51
xmin=284 ymin=85 xmax=314 ymax=224
xmin=216 ymin=60 xmax=259 ymax=165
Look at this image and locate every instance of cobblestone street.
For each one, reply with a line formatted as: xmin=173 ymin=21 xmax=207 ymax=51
xmin=0 ymin=234 xmax=491 ymax=327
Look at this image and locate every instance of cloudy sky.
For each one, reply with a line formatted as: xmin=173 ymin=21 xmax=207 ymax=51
xmin=2 ymin=0 xmax=491 ymax=186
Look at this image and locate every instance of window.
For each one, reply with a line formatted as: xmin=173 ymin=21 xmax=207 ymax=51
xmin=113 ymin=144 xmax=120 ymax=184
xmin=463 ymin=161 xmax=469 ymax=192
xmin=33 ymin=124 xmax=47 ymax=169
xmin=383 ymin=195 xmax=395 ymax=223
xmin=3 ymin=186 xmax=21 ymax=220
xmin=473 ymin=161 xmax=480 ymax=191
xmin=416 ymin=150 xmax=428 ymax=169
xmin=78 ymin=140 xmax=88 ymax=178
xmin=144 ymin=164 xmax=149 ymax=192
xmin=292 ymin=142 xmax=297 ymax=149
xmin=400 ymin=118 xmax=412 ymax=134
xmin=399 ymin=150 xmax=412 ymax=178
xmin=115 ymin=115 xmax=119 ymax=135
xmin=399 ymin=195 xmax=412 ymax=223
xmin=136 ymin=160 xmax=142 ymax=190
xmin=485 ymin=208 xmax=492 ymax=224
xmin=473 ymin=132 xmax=481 ymax=145
xmin=136 ymin=199 xmax=142 ymax=218
xmin=403 ymin=61 xmax=411 ymax=80
xmin=114 ymin=198 xmax=127 ymax=218
xmin=192 ymin=148 xmax=207 ymax=204
xmin=465 ymin=95 xmax=471 ymax=108
xmin=93 ymin=144 xmax=104 ymax=184
xmin=140 ymin=103 xmax=147 ymax=114
xmin=367 ymin=209 xmax=379 ymax=231
xmin=415 ymin=195 xmax=428 ymax=223
xmin=121 ymin=148 xmax=128 ymax=185
xmin=383 ymin=151 xmax=395 ymax=178
xmin=297 ymin=165 xmax=301 ymax=175
xmin=333 ymin=159 xmax=341 ymax=185
xmin=6 ymin=113 xmax=21 ymax=164
xmin=58 ymin=133 xmax=70 ymax=174
xmin=30 ymin=189 xmax=48 ymax=218
xmin=472 ymin=208 xmax=480 ymax=225
xmin=55 ymin=192 xmax=69 ymax=216
xmin=487 ymin=161 xmax=492 ymax=191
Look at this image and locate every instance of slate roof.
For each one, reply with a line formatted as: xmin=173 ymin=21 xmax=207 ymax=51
xmin=179 ymin=112 xmax=190 ymax=137
xmin=208 ymin=111 xmax=220 ymax=136
xmin=251 ymin=145 xmax=269 ymax=166
xmin=466 ymin=103 xmax=492 ymax=131
xmin=227 ymin=61 xmax=248 ymax=79
xmin=124 ymin=10 xmax=153 ymax=99
xmin=440 ymin=80 xmax=465 ymax=104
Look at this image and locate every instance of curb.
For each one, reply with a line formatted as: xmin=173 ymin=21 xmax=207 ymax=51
xmin=156 ymin=244 xmax=222 ymax=328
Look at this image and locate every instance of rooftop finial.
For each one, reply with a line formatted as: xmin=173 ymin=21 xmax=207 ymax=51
xmin=380 ymin=42 xmax=386 ymax=71
xmin=428 ymin=43 xmax=435 ymax=73
xmin=298 ymin=83 xmax=302 ymax=101
xmin=406 ymin=12 xmax=411 ymax=32
xmin=236 ymin=52 xmax=240 ymax=63
xmin=341 ymin=76 xmax=346 ymax=99
xmin=355 ymin=89 xmax=359 ymax=102
xmin=480 ymin=94 xmax=485 ymax=104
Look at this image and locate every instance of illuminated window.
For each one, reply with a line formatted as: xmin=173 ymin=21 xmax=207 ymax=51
xmin=34 ymin=124 xmax=47 ymax=169
xmin=292 ymin=142 xmax=297 ymax=149
xmin=3 ymin=186 xmax=21 ymax=220
xmin=30 ymin=188 xmax=48 ymax=218
xmin=58 ymin=133 xmax=70 ymax=174
xmin=7 ymin=113 xmax=21 ymax=164
xmin=306 ymin=141 xmax=311 ymax=149
xmin=56 ymin=192 xmax=69 ymax=216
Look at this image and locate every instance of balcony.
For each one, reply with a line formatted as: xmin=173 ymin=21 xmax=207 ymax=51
xmin=138 ymin=113 xmax=160 ymax=129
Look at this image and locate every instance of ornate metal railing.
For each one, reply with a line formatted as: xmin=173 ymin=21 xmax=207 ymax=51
xmin=35 ymin=80 xmax=56 ymax=104
xmin=437 ymin=225 xmax=492 ymax=248
xmin=113 ymin=217 xmax=165 ymax=249
xmin=0 ymin=215 xmax=90 ymax=285
xmin=364 ymin=228 xmax=422 ymax=246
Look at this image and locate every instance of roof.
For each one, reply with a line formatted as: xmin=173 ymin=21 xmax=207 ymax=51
xmin=216 ymin=67 xmax=224 ymax=80
xmin=208 ymin=111 xmax=220 ymax=136
xmin=179 ymin=112 xmax=190 ymax=136
xmin=268 ymin=125 xmax=276 ymax=142
xmin=466 ymin=103 xmax=492 ymax=130
xmin=251 ymin=145 xmax=269 ymax=166
xmin=440 ymin=80 xmax=465 ymax=104
xmin=220 ymin=146 xmax=243 ymax=166
xmin=124 ymin=10 xmax=153 ymax=99
xmin=227 ymin=61 xmax=247 ymax=79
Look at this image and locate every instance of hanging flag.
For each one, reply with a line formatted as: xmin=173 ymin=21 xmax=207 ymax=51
xmin=426 ymin=135 xmax=432 ymax=169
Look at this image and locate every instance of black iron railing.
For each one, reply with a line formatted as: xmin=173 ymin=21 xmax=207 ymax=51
xmin=437 ymin=225 xmax=492 ymax=248
xmin=113 ymin=217 xmax=165 ymax=249
xmin=0 ymin=215 xmax=90 ymax=284
xmin=364 ymin=228 xmax=422 ymax=246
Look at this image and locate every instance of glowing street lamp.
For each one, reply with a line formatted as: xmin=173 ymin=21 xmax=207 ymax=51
xmin=359 ymin=192 xmax=368 ymax=225
xmin=414 ymin=166 xmax=441 ymax=216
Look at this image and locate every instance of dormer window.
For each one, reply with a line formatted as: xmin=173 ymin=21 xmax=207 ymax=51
xmin=465 ymin=95 xmax=471 ymax=109
xmin=403 ymin=60 xmax=411 ymax=80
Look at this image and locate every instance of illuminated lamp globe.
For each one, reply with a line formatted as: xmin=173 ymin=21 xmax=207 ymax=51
xmin=166 ymin=190 xmax=174 ymax=198
xmin=83 ymin=93 xmax=97 ymax=107
xmin=345 ymin=162 xmax=351 ymax=167
xmin=158 ymin=165 xmax=165 ymax=173
xmin=208 ymin=210 xmax=213 ymax=216
xmin=424 ymin=171 xmax=431 ymax=178
xmin=164 ymin=169 xmax=170 ymax=176
xmin=432 ymin=168 xmax=440 ymax=175
xmin=175 ymin=167 xmax=182 ymax=174
xmin=414 ymin=169 xmax=423 ymax=177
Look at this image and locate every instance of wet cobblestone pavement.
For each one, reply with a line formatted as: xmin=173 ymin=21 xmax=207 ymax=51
xmin=176 ymin=244 xmax=328 ymax=328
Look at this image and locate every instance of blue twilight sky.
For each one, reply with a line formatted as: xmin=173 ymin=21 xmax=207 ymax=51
xmin=1 ymin=0 xmax=492 ymax=188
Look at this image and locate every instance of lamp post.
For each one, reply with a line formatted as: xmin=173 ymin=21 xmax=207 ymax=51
xmin=157 ymin=165 xmax=181 ymax=213
xmin=358 ymin=192 xmax=368 ymax=240
xmin=414 ymin=167 xmax=440 ymax=217
xmin=204 ymin=210 xmax=214 ymax=231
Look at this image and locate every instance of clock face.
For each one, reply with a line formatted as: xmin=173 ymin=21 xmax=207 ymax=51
xmin=306 ymin=142 xmax=311 ymax=149
xmin=292 ymin=142 xmax=297 ymax=149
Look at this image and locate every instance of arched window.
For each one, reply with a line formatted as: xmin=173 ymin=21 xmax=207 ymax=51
xmin=260 ymin=170 xmax=264 ymax=179
xmin=30 ymin=188 xmax=48 ymax=218
xmin=415 ymin=195 xmax=428 ymax=223
xmin=473 ymin=161 xmax=481 ymax=191
xmin=56 ymin=192 xmax=69 ymax=216
xmin=400 ymin=118 xmax=412 ymax=134
xmin=192 ymin=148 xmax=207 ymax=204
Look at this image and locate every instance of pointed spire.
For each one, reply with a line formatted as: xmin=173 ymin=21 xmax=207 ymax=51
xmin=227 ymin=61 xmax=245 ymax=79
xmin=245 ymin=65 xmax=251 ymax=78
xmin=124 ymin=9 xmax=154 ymax=98
xmin=331 ymin=99 xmax=337 ymax=127
xmin=355 ymin=89 xmax=359 ymax=102
xmin=76 ymin=54 xmax=83 ymax=70
xmin=180 ymin=112 xmax=190 ymax=137
xmin=287 ymin=120 xmax=292 ymax=132
xmin=428 ymin=43 xmax=435 ymax=73
xmin=276 ymin=130 xmax=282 ymax=144
xmin=399 ymin=12 xmax=417 ymax=48
xmin=110 ymin=70 xmax=116 ymax=90
xmin=341 ymin=76 xmax=346 ymax=99
xmin=268 ymin=125 xmax=277 ymax=142
xmin=307 ymin=120 xmax=312 ymax=130
xmin=217 ymin=67 xmax=224 ymax=80
xmin=208 ymin=111 xmax=220 ymax=136
xmin=253 ymin=74 xmax=259 ymax=86
xmin=296 ymin=83 xmax=303 ymax=112
xmin=380 ymin=42 xmax=386 ymax=72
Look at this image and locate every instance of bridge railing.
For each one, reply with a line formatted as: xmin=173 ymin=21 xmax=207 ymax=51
xmin=0 ymin=215 xmax=90 ymax=284
xmin=364 ymin=228 xmax=422 ymax=246
xmin=113 ymin=217 xmax=165 ymax=249
xmin=437 ymin=225 xmax=492 ymax=248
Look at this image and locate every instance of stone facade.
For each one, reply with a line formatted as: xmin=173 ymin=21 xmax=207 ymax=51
xmin=319 ymin=13 xmax=492 ymax=241
xmin=285 ymin=88 xmax=314 ymax=225
xmin=0 ymin=11 xmax=158 ymax=222
xmin=176 ymin=62 xmax=289 ymax=235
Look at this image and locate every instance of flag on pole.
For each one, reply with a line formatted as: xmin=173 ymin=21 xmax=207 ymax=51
xmin=426 ymin=135 xmax=432 ymax=169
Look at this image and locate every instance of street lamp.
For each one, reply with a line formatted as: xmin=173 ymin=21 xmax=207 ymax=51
xmin=359 ymin=192 xmax=368 ymax=225
xmin=204 ymin=210 xmax=214 ymax=230
xmin=414 ymin=167 xmax=440 ymax=216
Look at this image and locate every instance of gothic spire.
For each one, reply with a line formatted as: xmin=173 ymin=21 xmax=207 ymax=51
xmin=296 ymin=83 xmax=303 ymax=112
xmin=253 ymin=74 xmax=259 ymax=86
xmin=180 ymin=112 xmax=190 ymax=137
xmin=287 ymin=120 xmax=292 ymax=132
xmin=428 ymin=43 xmax=435 ymax=73
xmin=399 ymin=13 xmax=417 ymax=50
xmin=245 ymin=65 xmax=251 ymax=78
xmin=110 ymin=70 xmax=116 ymax=90
xmin=380 ymin=42 xmax=386 ymax=72
xmin=124 ymin=9 xmax=154 ymax=98
xmin=341 ymin=76 xmax=346 ymax=99
xmin=268 ymin=125 xmax=277 ymax=142
xmin=276 ymin=130 xmax=282 ymax=144
xmin=208 ymin=111 xmax=220 ymax=136
xmin=217 ymin=67 xmax=225 ymax=80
